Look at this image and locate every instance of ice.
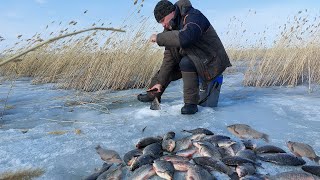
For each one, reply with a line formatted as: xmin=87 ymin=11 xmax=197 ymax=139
xmin=134 ymin=108 xmax=161 ymax=119
xmin=1 ymin=73 xmax=320 ymax=179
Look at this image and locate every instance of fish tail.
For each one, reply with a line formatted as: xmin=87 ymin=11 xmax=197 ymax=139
xmin=95 ymin=144 xmax=101 ymax=150
xmin=261 ymin=133 xmax=269 ymax=143
xmin=314 ymin=156 xmax=320 ymax=164
xmin=228 ymin=172 xmax=239 ymax=180
xmin=182 ymin=130 xmax=190 ymax=133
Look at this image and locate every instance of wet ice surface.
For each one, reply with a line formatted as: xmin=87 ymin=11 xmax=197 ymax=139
xmin=0 ymin=74 xmax=320 ymax=180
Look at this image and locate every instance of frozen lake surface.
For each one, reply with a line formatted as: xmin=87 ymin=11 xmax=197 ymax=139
xmin=0 ymin=73 xmax=320 ymax=179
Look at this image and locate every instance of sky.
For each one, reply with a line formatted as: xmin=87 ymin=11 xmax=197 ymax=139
xmin=1 ymin=0 xmax=320 ymax=50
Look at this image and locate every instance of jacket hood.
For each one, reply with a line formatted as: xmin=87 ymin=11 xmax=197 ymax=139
xmin=175 ymin=0 xmax=192 ymax=16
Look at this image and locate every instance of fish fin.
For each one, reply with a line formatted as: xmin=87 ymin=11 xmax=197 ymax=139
xmin=293 ymin=152 xmax=302 ymax=157
xmin=117 ymin=162 xmax=125 ymax=167
xmin=182 ymin=129 xmax=191 ymax=133
xmin=257 ymin=155 xmax=264 ymax=161
xmin=314 ymin=156 xmax=320 ymax=164
xmin=255 ymin=162 xmax=264 ymax=169
xmin=228 ymin=172 xmax=239 ymax=180
xmin=262 ymin=133 xmax=269 ymax=143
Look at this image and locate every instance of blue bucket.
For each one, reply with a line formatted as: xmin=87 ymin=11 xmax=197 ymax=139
xmin=199 ymin=75 xmax=223 ymax=107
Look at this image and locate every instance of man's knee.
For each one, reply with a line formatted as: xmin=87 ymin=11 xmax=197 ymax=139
xmin=179 ymin=56 xmax=197 ymax=72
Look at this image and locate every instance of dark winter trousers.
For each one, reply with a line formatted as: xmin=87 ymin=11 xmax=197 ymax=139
xmin=149 ymin=56 xmax=199 ymax=104
xmin=148 ymin=56 xmax=197 ymax=88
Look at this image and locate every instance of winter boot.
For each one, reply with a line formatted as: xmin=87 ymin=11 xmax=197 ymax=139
xmin=181 ymin=71 xmax=199 ymax=115
xmin=181 ymin=104 xmax=198 ymax=114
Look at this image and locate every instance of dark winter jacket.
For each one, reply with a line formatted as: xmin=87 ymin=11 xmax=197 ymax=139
xmin=156 ymin=0 xmax=231 ymax=85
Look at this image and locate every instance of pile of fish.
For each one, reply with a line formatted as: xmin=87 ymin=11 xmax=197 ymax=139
xmin=85 ymin=124 xmax=320 ymax=180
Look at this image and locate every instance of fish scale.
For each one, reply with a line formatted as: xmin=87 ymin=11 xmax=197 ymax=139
xmin=258 ymin=153 xmax=306 ymax=166
xmin=153 ymin=160 xmax=175 ymax=180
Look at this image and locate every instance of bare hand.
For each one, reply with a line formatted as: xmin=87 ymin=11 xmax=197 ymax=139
xmin=147 ymin=84 xmax=162 ymax=93
xmin=149 ymin=34 xmax=157 ymax=43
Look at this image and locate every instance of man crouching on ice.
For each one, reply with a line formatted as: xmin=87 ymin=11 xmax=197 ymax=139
xmin=138 ymin=0 xmax=231 ymax=115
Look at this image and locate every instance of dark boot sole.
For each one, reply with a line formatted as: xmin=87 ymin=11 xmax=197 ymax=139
xmin=181 ymin=108 xmax=198 ymax=115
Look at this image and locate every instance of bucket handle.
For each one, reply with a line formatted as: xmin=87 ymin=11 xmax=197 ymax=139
xmin=198 ymin=81 xmax=219 ymax=105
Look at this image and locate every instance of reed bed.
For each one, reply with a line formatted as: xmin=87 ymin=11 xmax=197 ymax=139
xmin=0 ymin=0 xmax=161 ymax=91
xmin=223 ymin=10 xmax=320 ymax=90
xmin=1 ymin=9 xmax=320 ymax=91
xmin=243 ymin=45 xmax=320 ymax=87
xmin=0 ymin=21 xmax=162 ymax=91
xmin=242 ymin=11 xmax=320 ymax=89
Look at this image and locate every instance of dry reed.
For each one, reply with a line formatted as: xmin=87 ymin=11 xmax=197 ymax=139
xmin=1 ymin=9 xmax=320 ymax=92
xmin=224 ymin=10 xmax=320 ymax=90
xmin=242 ymin=11 xmax=320 ymax=89
xmin=0 ymin=20 xmax=162 ymax=91
xmin=47 ymin=131 xmax=68 ymax=135
xmin=0 ymin=168 xmax=45 ymax=180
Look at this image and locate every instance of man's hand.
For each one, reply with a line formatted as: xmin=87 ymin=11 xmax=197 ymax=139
xmin=149 ymin=34 xmax=157 ymax=43
xmin=147 ymin=84 xmax=162 ymax=93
